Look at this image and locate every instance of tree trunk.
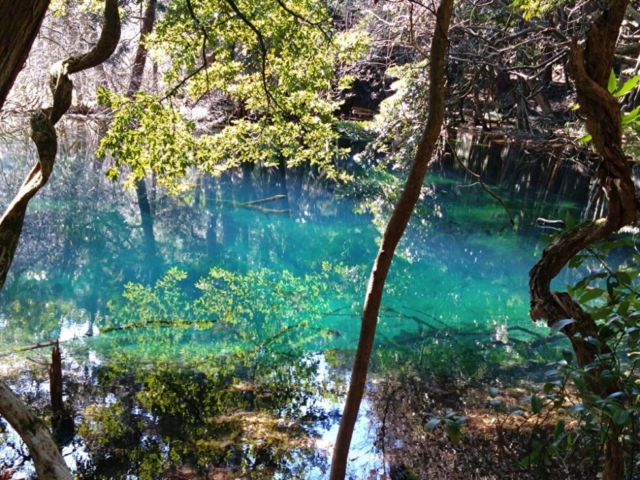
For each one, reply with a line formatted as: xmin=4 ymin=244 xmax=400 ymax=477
xmin=0 ymin=0 xmax=51 ymax=110
xmin=329 ymin=1 xmax=454 ymax=478
xmin=0 ymin=383 xmax=73 ymax=480
xmin=0 ymin=1 xmax=121 ymax=477
xmin=528 ymin=2 xmax=637 ymax=478
xmin=128 ymin=0 xmax=157 ymax=96
xmin=128 ymin=0 xmax=159 ymax=271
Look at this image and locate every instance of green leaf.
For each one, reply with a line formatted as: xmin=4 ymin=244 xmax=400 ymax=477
xmin=577 ymin=133 xmax=592 ymax=143
xmin=622 ymin=105 xmax=640 ymax=125
xmin=568 ymin=404 xmax=586 ymax=413
xmin=614 ymin=75 xmax=640 ymax=97
xmin=601 ymin=370 xmax=614 ymax=389
xmin=613 ymin=408 xmax=630 ymax=426
xmin=608 ymin=69 xmax=617 ymax=93
xmin=425 ymin=418 xmax=441 ymax=432
xmin=580 ymin=288 xmax=605 ymax=303
xmin=550 ymin=318 xmax=576 ymax=336
xmin=445 ymin=420 xmax=462 ymax=445
xmin=531 ymin=395 xmax=543 ymax=414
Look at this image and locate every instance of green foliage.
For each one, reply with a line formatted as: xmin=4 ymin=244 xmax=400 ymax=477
xmin=72 ymin=263 xmax=349 ymax=476
xmin=502 ymin=237 xmax=640 ymax=475
xmin=358 ymin=60 xmax=430 ymax=171
xmin=424 ymin=411 xmax=466 ymax=444
xmin=105 ymin=264 xmax=342 ymax=359
xmin=96 ymin=90 xmax=197 ymax=192
xmin=509 ymin=0 xmax=563 ymax=20
xmin=75 ymin=350 xmax=331 ymax=477
xmin=98 ymin=0 xmax=368 ymax=186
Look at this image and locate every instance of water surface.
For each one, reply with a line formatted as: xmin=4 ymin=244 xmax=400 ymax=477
xmin=0 ymin=130 xmax=588 ymax=478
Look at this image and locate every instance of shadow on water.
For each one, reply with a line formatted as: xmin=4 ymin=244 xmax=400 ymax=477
xmin=0 ymin=126 xmax=593 ymax=478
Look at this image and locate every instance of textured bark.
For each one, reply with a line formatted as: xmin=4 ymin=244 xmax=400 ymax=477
xmin=0 ymin=0 xmax=121 ymax=290
xmin=329 ymin=1 xmax=454 ymax=478
xmin=0 ymin=383 xmax=73 ymax=480
xmin=528 ymin=1 xmax=637 ymax=479
xmin=49 ymin=341 xmax=64 ymax=418
xmin=0 ymin=1 xmax=121 ymax=478
xmin=128 ymin=0 xmax=157 ymax=96
xmin=0 ymin=0 xmax=51 ymax=110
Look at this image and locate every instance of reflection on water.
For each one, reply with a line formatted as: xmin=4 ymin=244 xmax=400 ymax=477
xmin=0 ymin=128 xmax=590 ymax=477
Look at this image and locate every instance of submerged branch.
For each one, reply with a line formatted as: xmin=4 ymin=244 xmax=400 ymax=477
xmin=447 ymin=140 xmax=514 ymax=225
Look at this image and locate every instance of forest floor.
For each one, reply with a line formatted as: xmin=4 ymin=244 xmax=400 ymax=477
xmin=370 ymin=372 xmax=600 ymax=480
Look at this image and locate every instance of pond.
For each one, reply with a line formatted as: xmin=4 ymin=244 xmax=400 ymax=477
xmin=0 ymin=128 xmax=590 ymax=478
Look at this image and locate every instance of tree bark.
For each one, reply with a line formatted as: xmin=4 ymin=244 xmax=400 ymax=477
xmin=128 ymin=0 xmax=157 ymax=96
xmin=528 ymin=2 xmax=637 ymax=479
xmin=329 ymin=1 xmax=454 ymax=478
xmin=0 ymin=0 xmax=51 ymax=111
xmin=0 ymin=0 xmax=121 ymax=290
xmin=0 ymin=1 xmax=121 ymax=477
xmin=0 ymin=383 xmax=73 ymax=480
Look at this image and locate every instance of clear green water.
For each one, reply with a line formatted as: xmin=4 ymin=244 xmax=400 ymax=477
xmin=0 ymin=135 xmax=587 ymax=478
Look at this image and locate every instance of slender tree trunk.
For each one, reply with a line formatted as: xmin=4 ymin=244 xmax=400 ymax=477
xmin=128 ymin=0 xmax=159 ymax=271
xmin=128 ymin=0 xmax=157 ymax=96
xmin=329 ymin=1 xmax=454 ymax=478
xmin=529 ymin=2 xmax=637 ymax=478
xmin=0 ymin=1 xmax=121 ymax=477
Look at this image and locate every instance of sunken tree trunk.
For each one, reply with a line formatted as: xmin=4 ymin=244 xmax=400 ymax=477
xmin=0 ymin=1 xmax=121 ymax=478
xmin=50 ymin=340 xmax=74 ymax=446
xmin=329 ymin=1 xmax=454 ymax=478
xmin=529 ymin=1 xmax=637 ymax=479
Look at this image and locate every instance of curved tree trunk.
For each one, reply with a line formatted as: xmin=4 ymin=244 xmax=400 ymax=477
xmin=0 ymin=383 xmax=73 ymax=480
xmin=529 ymin=1 xmax=637 ymax=479
xmin=0 ymin=1 xmax=121 ymax=478
xmin=329 ymin=1 xmax=454 ymax=478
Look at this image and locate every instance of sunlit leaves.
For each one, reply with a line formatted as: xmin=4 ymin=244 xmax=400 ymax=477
xmin=509 ymin=0 xmax=561 ymax=20
xmin=96 ymin=89 xmax=197 ymax=192
xmin=108 ymin=264 xmax=342 ymax=361
xmin=99 ymin=0 xmax=368 ymax=185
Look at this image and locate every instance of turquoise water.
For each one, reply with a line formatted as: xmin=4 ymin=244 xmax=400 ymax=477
xmin=0 ymin=134 xmax=587 ymax=478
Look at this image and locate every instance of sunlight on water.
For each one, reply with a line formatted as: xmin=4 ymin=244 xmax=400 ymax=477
xmin=0 ymin=135 xmax=589 ymax=477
